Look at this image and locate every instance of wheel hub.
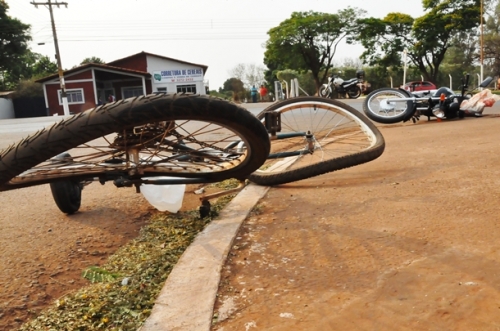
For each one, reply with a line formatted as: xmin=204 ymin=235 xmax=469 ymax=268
xmin=379 ymin=99 xmax=396 ymax=111
xmin=112 ymin=122 xmax=174 ymax=149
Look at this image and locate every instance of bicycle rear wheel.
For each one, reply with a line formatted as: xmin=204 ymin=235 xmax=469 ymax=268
xmin=0 ymin=93 xmax=270 ymax=191
xmin=248 ymin=96 xmax=385 ymax=186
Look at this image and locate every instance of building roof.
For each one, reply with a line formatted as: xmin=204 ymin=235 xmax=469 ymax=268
xmin=107 ymin=51 xmax=209 ymax=74
xmin=35 ymin=63 xmax=151 ymax=83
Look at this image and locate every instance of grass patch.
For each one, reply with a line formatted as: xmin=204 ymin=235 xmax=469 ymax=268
xmin=18 ymin=182 xmax=238 ymax=331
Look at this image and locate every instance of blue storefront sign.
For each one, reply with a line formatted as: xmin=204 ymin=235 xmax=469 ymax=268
xmin=153 ymin=68 xmax=204 ymax=83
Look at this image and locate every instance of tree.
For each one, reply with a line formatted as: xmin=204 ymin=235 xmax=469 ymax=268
xmin=32 ymin=55 xmax=58 ymax=79
xmin=222 ymin=77 xmax=245 ymax=102
xmin=483 ymin=0 xmax=500 ymax=75
xmin=4 ymin=49 xmax=38 ymax=87
xmin=80 ymin=56 xmax=106 ymax=65
xmin=445 ymin=31 xmax=478 ymax=71
xmin=14 ymin=79 xmax=43 ymax=98
xmin=228 ymin=63 xmax=266 ymax=89
xmin=1 ymin=51 xmax=57 ymax=89
xmin=263 ymin=58 xmax=285 ymax=95
xmin=356 ymin=0 xmax=481 ymax=83
xmin=264 ymin=8 xmax=365 ymax=93
xmin=0 ymin=0 xmax=31 ymax=90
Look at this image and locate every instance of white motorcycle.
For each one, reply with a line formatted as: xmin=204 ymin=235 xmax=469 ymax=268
xmin=319 ymin=72 xmax=363 ymax=99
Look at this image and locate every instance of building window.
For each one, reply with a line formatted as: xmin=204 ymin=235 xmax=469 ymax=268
xmin=177 ymin=84 xmax=197 ymax=94
xmin=123 ymin=87 xmax=144 ymax=99
xmin=58 ymin=88 xmax=84 ymax=105
xmin=157 ymin=87 xmax=167 ymax=93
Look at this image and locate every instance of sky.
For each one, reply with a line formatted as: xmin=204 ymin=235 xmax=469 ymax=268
xmin=5 ymin=0 xmax=425 ymax=90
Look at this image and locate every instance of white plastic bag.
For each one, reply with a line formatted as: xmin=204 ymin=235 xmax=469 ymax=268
xmin=140 ymin=178 xmax=186 ymax=213
xmin=460 ymin=89 xmax=500 ymax=116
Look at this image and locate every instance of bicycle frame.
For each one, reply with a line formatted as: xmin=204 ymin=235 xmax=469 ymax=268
xmin=262 ymin=110 xmax=315 ymax=159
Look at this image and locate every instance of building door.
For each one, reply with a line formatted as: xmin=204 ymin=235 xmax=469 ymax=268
xmin=97 ymin=88 xmax=115 ymax=104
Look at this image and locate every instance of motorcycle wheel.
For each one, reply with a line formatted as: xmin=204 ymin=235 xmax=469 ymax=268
xmin=319 ymin=85 xmax=330 ymax=98
xmin=363 ymin=88 xmax=415 ymax=124
xmin=347 ymin=86 xmax=362 ymax=99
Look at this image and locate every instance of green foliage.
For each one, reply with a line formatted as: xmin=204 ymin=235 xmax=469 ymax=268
xmin=14 ymin=79 xmax=44 ymax=98
xmin=356 ymin=14 xmax=414 ymax=69
xmin=209 ymin=89 xmax=232 ymax=100
xmin=275 ymin=69 xmax=317 ymax=96
xmin=263 ymin=58 xmax=285 ymax=94
xmin=268 ymin=63 xmax=496 ymax=97
xmin=276 ymin=69 xmax=299 ymax=84
xmin=264 ymin=7 xmax=365 ymax=92
xmin=0 ymin=1 xmax=31 ymax=81
xmin=82 ymin=266 xmax=121 ymax=283
xmin=222 ymin=77 xmax=244 ymax=93
xmin=18 ymin=188 xmax=236 ymax=331
xmin=8 ymin=50 xmax=39 ymax=83
xmin=221 ymin=78 xmax=246 ymax=102
xmin=2 ymin=51 xmax=58 ymax=90
xmin=355 ymin=0 xmax=481 ymax=83
xmin=19 ymin=214 xmax=204 ymax=330
xmin=483 ymin=0 xmax=500 ymax=75
xmin=81 ymin=57 xmax=106 ymax=65
xmin=32 ymin=55 xmax=58 ymax=79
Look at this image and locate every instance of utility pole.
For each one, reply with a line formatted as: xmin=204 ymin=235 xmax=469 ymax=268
xmin=478 ymin=0 xmax=484 ymax=90
xmin=31 ymin=0 xmax=69 ymax=116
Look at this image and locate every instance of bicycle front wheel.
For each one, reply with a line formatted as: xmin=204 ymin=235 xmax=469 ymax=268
xmin=0 ymin=93 xmax=270 ymax=191
xmin=319 ymin=85 xmax=330 ymax=98
xmin=248 ymin=96 xmax=385 ymax=186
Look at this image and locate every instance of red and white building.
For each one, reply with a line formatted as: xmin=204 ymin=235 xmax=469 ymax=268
xmin=36 ymin=51 xmax=209 ymax=116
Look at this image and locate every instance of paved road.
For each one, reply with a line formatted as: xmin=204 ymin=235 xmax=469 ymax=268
xmin=0 ymin=115 xmax=72 ymax=149
xmin=2 ymin=96 xmax=500 ymax=149
xmin=3 ymin=95 xmax=500 ymax=330
xmin=141 ymin=95 xmax=500 ymax=331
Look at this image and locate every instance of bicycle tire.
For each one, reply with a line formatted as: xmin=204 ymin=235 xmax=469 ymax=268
xmin=49 ymin=180 xmax=82 ymax=214
xmin=248 ymin=96 xmax=385 ymax=186
xmin=0 ymin=93 xmax=270 ymax=191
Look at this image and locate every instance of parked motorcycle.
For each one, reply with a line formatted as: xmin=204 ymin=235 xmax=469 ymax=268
xmin=363 ymin=74 xmax=495 ymax=124
xmin=319 ymin=70 xmax=364 ymax=99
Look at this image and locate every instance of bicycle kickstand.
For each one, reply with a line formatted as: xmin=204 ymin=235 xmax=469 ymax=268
xmin=198 ymin=179 xmax=246 ymax=218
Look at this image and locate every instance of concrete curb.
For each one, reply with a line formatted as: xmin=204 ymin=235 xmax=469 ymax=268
xmin=139 ymin=183 xmax=270 ymax=331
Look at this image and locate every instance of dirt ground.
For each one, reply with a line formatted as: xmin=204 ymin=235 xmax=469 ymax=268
xmin=0 ymin=102 xmax=264 ymax=331
xmin=0 ymin=180 xmax=208 ymax=330
xmin=4 ymin=110 xmax=500 ymax=331
xmin=212 ymin=114 xmax=500 ymax=331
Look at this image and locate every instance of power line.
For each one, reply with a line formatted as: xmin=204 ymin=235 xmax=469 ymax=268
xmin=6 ymin=0 xmax=44 ymax=24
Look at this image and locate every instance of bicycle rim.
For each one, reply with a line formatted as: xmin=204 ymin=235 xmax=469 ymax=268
xmin=0 ymin=94 xmax=270 ymax=191
xmin=248 ymin=96 xmax=385 ymax=186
